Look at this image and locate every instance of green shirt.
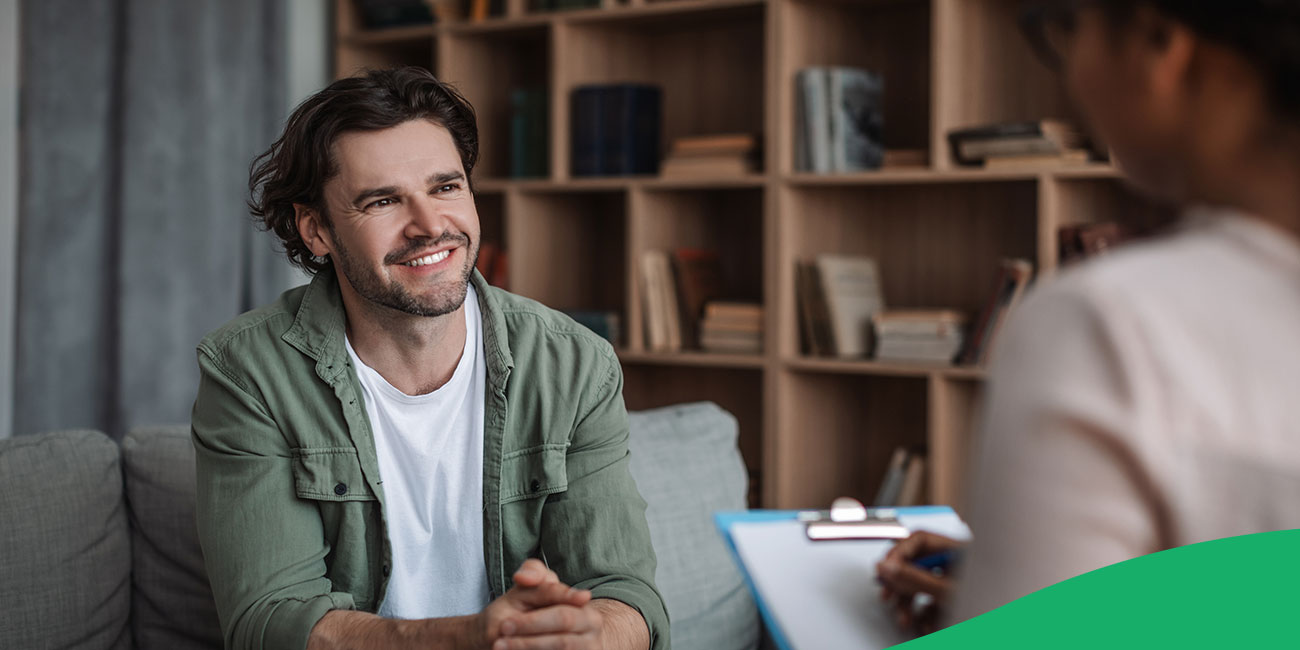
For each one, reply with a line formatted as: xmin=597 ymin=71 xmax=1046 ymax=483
xmin=191 ymin=270 xmax=669 ymax=650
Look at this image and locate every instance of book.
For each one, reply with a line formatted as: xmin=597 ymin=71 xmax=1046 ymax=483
xmin=896 ymin=454 xmax=926 ymax=507
xmin=959 ymin=259 xmax=1034 ymax=366
xmin=872 ymin=309 xmax=967 ymax=338
xmin=640 ymin=251 xmax=682 ymax=352
xmin=668 ymin=133 xmax=759 ymax=158
xmin=829 ymin=67 xmax=885 ymax=172
xmin=874 ymin=338 xmax=965 ymax=364
xmin=872 ymin=447 xmax=911 ymax=507
xmin=571 ymin=84 xmax=663 ymax=177
xmin=815 ymin=255 xmax=884 ymax=358
xmin=795 ymin=262 xmax=836 ymax=356
xmin=982 ymin=149 xmax=1090 ymax=170
xmin=947 ymin=120 xmax=1085 ymax=166
xmin=660 ymin=155 xmax=756 ymax=178
xmin=881 ymin=149 xmax=929 ymax=169
xmin=672 ymin=249 xmax=723 ymax=349
xmin=705 ymin=301 xmax=764 ymax=322
xmin=641 ymin=251 xmax=668 ymax=351
xmin=355 ymin=0 xmax=434 ymax=28
xmin=510 ymin=88 xmax=549 ymax=178
xmin=700 ymin=330 xmax=763 ymax=354
xmin=795 ymin=68 xmax=832 ymax=173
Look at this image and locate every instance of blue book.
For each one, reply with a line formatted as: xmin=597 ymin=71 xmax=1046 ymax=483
xmin=571 ymin=84 xmax=662 ymax=176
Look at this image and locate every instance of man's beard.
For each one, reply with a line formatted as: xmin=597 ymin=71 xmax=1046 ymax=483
xmin=329 ymin=229 xmax=476 ymax=318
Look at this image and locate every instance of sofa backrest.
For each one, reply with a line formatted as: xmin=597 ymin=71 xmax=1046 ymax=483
xmin=121 ymin=426 xmax=222 ymax=650
xmin=4 ymin=402 xmax=759 ymax=650
xmin=0 ymin=430 xmax=132 ymax=650
xmin=627 ymin=402 xmax=760 ymax=650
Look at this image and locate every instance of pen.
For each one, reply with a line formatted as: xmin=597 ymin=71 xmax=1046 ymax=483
xmin=912 ymin=549 xmax=959 ymax=572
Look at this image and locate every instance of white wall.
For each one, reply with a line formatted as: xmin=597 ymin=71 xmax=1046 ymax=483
xmin=1 ymin=0 xmax=20 ymax=439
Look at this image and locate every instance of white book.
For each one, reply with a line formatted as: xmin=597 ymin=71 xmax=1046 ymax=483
xmin=815 ymin=254 xmax=884 ymax=357
xmin=797 ymin=68 xmax=832 ymax=173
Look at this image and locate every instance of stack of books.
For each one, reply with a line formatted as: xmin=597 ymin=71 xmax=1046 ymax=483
xmin=872 ymin=310 xmax=967 ymax=364
xmin=699 ymin=302 xmax=763 ymax=354
xmin=948 ymin=119 xmax=1091 ymax=169
xmin=660 ymin=133 xmax=759 ymax=178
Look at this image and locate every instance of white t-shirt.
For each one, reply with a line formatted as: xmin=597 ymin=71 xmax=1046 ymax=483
xmin=952 ymin=209 xmax=1300 ymax=621
xmin=345 ymin=284 xmax=491 ymax=619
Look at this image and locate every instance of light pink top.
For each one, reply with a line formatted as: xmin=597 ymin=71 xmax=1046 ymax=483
xmin=951 ymin=209 xmax=1300 ymax=622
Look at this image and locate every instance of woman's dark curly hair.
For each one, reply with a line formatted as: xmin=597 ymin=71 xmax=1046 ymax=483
xmin=248 ymin=67 xmax=478 ymax=274
xmin=1102 ymin=0 xmax=1300 ymax=121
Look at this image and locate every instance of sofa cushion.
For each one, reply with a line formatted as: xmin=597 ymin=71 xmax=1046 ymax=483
xmin=121 ymin=426 xmax=223 ymax=650
xmin=0 ymin=430 xmax=132 ymax=650
xmin=627 ymin=402 xmax=760 ymax=650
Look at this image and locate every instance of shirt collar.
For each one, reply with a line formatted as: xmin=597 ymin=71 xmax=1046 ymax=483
xmin=281 ymin=269 xmax=513 ymax=388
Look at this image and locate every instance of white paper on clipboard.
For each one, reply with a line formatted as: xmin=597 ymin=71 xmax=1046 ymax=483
xmin=728 ymin=508 xmax=972 ymax=650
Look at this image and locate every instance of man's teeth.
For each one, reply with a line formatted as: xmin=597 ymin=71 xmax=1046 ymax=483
xmin=403 ymin=250 xmax=451 ymax=267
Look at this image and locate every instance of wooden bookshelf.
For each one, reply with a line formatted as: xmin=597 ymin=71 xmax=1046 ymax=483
xmin=333 ymin=0 xmax=1158 ymax=512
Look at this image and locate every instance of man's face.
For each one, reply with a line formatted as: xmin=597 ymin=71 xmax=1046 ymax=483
xmin=1061 ymin=7 xmax=1193 ymax=201
xmin=306 ymin=119 xmax=479 ymax=318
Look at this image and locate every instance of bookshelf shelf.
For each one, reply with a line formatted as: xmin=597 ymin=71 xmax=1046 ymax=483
xmin=335 ymin=0 xmax=1152 ymax=511
xmin=618 ymin=350 xmax=767 ymax=369
xmin=784 ymin=357 xmax=986 ymax=380
xmin=344 ymin=24 xmax=437 ymax=45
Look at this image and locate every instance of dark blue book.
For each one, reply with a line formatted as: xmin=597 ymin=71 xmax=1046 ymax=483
xmin=510 ymin=88 xmax=549 ymax=179
xmin=571 ymin=84 xmax=662 ymax=177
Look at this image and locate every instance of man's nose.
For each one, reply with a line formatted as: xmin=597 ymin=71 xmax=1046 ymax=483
xmin=404 ymin=194 xmax=449 ymax=239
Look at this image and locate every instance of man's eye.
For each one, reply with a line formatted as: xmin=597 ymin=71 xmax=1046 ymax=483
xmin=366 ymin=198 xmax=397 ymax=210
xmin=436 ymin=184 xmax=459 ymax=193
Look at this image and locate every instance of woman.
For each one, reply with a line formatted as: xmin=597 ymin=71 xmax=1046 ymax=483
xmin=879 ymin=0 xmax=1300 ymax=631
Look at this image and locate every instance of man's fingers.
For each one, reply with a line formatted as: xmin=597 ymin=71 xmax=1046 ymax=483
xmin=512 ymin=559 xmax=557 ymax=588
xmin=511 ymin=580 xmax=591 ymax=609
xmin=493 ymin=632 xmax=597 ymax=650
xmin=500 ymin=604 xmax=600 ymax=638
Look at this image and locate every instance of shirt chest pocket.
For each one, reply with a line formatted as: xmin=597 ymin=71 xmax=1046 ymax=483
xmin=500 ymin=444 xmax=568 ymax=505
xmin=292 ymin=447 xmax=378 ymax=502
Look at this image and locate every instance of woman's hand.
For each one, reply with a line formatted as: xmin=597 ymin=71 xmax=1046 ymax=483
xmin=875 ymin=531 xmax=964 ymax=635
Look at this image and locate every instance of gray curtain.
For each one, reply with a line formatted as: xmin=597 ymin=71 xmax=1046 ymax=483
xmin=16 ymin=0 xmax=295 ymax=438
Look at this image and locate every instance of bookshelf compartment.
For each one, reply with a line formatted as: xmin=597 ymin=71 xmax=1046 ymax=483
xmin=777 ymin=0 xmax=932 ymax=173
xmin=928 ymin=375 xmax=983 ymax=511
xmin=630 ymin=187 xmax=765 ymax=353
xmin=1042 ymin=177 xmax=1178 ymax=272
xmin=556 ymin=4 xmax=765 ymax=178
xmin=777 ymin=181 xmax=1038 ymax=357
xmin=507 ymin=190 xmax=627 ymax=319
xmin=438 ymin=26 xmax=551 ymax=181
xmin=932 ymin=0 xmax=1076 ymax=168
xmin=621 ymin=365 xmax=764 ymax=507
xmin=772 ymin=371 xmax=928 ymax=509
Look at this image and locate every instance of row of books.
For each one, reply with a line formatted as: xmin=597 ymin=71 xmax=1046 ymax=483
xmin=795 ymin=66 xmax=885 ymax=173
xmin=640 ymin=249 xmax=763 ymax=353
xmin=660 ymin=133 xmax=759 ymax=179
xmin=795 ymin=254 xmax=1034 ymax=365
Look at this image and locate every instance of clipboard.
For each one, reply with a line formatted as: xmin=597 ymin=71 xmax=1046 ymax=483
xmin=715 ymin=504 xmax=971 ymax=650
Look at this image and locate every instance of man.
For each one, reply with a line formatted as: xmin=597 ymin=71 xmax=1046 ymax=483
xmin=192 ymin=67 xmax=667 ymax=650
xmin=880 ymin=0 xmax=1300 ymax=632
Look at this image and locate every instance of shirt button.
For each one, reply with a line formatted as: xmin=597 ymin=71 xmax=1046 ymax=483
xmin=334 ymin=482 xmax=347 ymax=496
xmin=530 ymin=479 xmax=541 ymax=493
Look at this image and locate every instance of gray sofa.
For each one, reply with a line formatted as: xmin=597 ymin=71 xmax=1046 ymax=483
xmin=0 ymin=402 xmax=758 ymax=650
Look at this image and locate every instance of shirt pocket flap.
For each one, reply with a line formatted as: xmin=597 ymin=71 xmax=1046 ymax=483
xmin=501 ymin=444 xmax=568 ymax=504
xmin=292 ymin=447 xmax=377 ymax=502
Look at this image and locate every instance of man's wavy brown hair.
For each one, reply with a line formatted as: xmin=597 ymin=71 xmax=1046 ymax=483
xmin=248 ymin=67 xmax=479 ymax=274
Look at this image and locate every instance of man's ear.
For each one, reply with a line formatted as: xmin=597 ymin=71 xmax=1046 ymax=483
xmin=295 ymin=203 xmax=333 ymax=259
xmin=1135 ymin=5 xmax=1196 ymax=101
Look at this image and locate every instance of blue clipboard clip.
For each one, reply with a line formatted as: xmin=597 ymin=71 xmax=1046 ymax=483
xmin=798 ymin=496 xmax=911 ymax=541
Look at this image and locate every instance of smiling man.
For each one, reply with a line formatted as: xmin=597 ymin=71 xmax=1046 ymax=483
xmin=191 ymin=67 xmax=667 ymax=650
